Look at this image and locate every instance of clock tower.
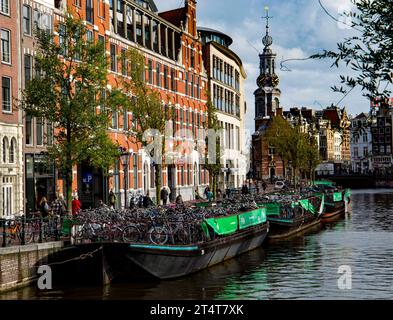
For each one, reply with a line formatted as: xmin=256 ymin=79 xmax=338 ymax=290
xmin=254 ymin=7 xmax=281 ymax=131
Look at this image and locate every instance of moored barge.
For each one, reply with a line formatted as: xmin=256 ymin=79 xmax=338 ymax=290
xmin=93 ymin=208 xmax=269 ymax=281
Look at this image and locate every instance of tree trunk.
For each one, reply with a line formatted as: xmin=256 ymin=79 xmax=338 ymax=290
xmin=65 ymin=166 xmax=73 ymax=214
xmin=155 ymin=164 xmax=162 ymax=206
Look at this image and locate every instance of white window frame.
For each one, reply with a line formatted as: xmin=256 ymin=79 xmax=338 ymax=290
xmin=2 ymin=184 xmax=13 ymax=218
xmin=0 ymin=0 xmax=9 ymax=15
xmin=2 ymin=76 xmax=12 ymax=113
xmin=1 ymin=29 xmax=11 ymax=64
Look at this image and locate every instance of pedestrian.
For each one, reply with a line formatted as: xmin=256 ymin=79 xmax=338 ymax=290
xmin=217 ymin=188 xmax=222 ymax=199
xmin=204 ymin=186 xmax=210 ymax=199
xmin=143 ymin=191 xmax=154 ymax=208
xmin=241 ymin=184 xmax=249 ymax=195
xmin=194 ymin=187 xmax=201 ymax=200
xmin=262 ymin=180 xmax=267 ymax=193
xmin=72 ymin=196 xmax=81 ymax=215
xmin=160 ymin=186 xmax=169 ymax=205
xmin=108 ymin=189 xmax=117 ymax=209
xmin=176 ymin=190 xmax=184 ymax=206
xmin=39 ymin=197 xmax=50 ymax=218
xmin=207 ymin=190 xmax=213 ymax=202
xmin=51 ymin=194 xmax=67 ymax=216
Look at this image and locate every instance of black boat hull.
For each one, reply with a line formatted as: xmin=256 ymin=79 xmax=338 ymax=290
xmin=102 ymin=223 xmax=269 ymax=280
xmin=267 ymin=213 xmax=321 ymax=240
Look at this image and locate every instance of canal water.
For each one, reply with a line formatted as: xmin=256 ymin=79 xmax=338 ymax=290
xmin=1 ymin=189 xmax=393 ymax=300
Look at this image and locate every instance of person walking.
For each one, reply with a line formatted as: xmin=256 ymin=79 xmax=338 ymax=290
xmin=72 ymin=196 xmax=81 ymax=215
xmin=51 ymin=194 xmax=67 ymax=216
xmin=160 ymin=187 xmax=169 ymax=205
xmin=143 ymin=191 xmax=154 ymax=208
xmin=194 ymin=187 xmax=201 ymax=200
xmin=39 ymin=197 xmax=50 ymax=218
xmin=108 ymin=189 xmax=117 ymax=209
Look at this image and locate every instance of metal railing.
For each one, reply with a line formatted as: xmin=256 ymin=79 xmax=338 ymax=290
xmin=0 ymin=215 xmax=72 ymax=248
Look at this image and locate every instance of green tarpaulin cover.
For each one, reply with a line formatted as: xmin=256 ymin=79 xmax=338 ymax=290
xmin=333 ymin=192 xmax=343 ymax=202
xmin=262 ymin=203 xmax=281 ymax=216
xmin=203 ymin=215 xmax=239 ymax=236
xmin=313 ymin=180 xmax=334 ymax=186
xmin=238 ymin=208 xmax=267 ymax=230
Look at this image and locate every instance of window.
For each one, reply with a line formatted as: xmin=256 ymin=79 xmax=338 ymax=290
xmin=97 ymin=0 xmax=105 ymax=18
xmin=36 ymin=118 xmax=44 ymax=145
xmin=156 ymin=63 xmax=160 ymax=87
xmin=2 ymin=184 xmax=13 ymax=218
xmin=185 ymin=72 xmax=188 ymax=96
xmin=148 ymin=60 xmax=153 ymax=84
xmin=1 ymin=29 xmax=10 ymax=63
xmin=121 ymin=48 xmax=126 ymax=76
xmin=33 ymin=9 xmax=41 ymax=32
xmin=171 ymin=69 xmax=176 ymax=91
xmin=111 ymin=111 xmax=118 ymax=129
xmin=86 ymin=29 xmax=93 ymax=42
xmin=164 ymin=66 xmax=168 ymax=89
xmin=25 ymin=115 xmax=33 ymax=145
xmin=86 ymin=0 xmax=93 ymax=24
xmin=24 ymin=54 xmax=32 ymax=85
xmin=2 ymin=137 xmax=8 ymax=163
xmin=123 ymin=110 xmax=128 ymax=131
xmin=46 ymin=122 xmax=53 ymax=145
xmin=133 ymin=154 xmax=138 ymax=189
xmin=110 ymin=44 xmax=117 ymax=72
xmin=2 ymin=77 xmax=11 ymax=112
xmin=9 ymin=138 xmax=15 ymax=163
xmin=23 ymin=6 xmax=31 ymax=35
xmin=0 ymin=0 xmax=9 ymax=15
xmin=58 ymin=24 xmax=67 ymax=56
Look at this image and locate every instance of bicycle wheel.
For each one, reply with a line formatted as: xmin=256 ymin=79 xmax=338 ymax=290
xmin=148 ymin=226 xmax=168 ymax=245
xmin=111 ymin=227 xmax=124 ymax=242
xmin=122 ymin=225 xmax=142 ymax=243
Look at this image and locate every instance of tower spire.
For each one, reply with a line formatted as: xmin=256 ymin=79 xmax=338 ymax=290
xmin=262 ymin=6 xmax=273 ymax=48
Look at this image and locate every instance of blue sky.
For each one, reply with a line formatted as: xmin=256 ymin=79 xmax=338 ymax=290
xmin=158 ymin=0 xmax=371 ymax=131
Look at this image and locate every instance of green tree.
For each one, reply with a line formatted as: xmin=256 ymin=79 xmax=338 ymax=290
xmin=21 ymin=14 xmax=121 ymax=211
xmin=119 ymin=48 xmax=169 ymax=204
xmin=311 ymin=0 xmax=392 ymax=100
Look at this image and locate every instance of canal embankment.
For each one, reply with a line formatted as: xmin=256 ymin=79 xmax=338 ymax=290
xmin=0 ymin=241 xmax=65 ymax=293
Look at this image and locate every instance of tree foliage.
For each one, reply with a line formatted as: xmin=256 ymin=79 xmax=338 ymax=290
xmin=311 ymin=0 xmax=393 ymax=100
xmin=21 ymin=14 xmax=121 ymax=210
xmin=265 ymin=116 xmax=320 ymax=185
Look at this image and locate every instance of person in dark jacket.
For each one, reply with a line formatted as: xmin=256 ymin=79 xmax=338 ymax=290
xmin=143 ymin=192 xmax=154 ymax=208
xmin=160 ymin=187 xmax=169 ymax=205
xmin=108 ymin=189 xmax=117 ymax=208
xmin=39 ymin=197 xmax=50 ymax=217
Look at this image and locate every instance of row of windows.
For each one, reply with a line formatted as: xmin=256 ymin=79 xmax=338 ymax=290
xmin=352 ymin=147 xmax=369 ymax=158
xmin=25 ymin=116 xmax=53 ymax=147
xmin=212 ymin=55 xmax=240 ymax=91
xmin=373 ymin=146 xmax=392 ymax=155
xmin=373 ymin=134 xmax=392 ymax=144
xmin=22 ymin=4 xmax=53 ymax=36
xmin=372 ymin=127 xmax=391 ymax=134
xmin=112 ymin=1 xmax=178 ymax=60
xmin=213 ymin=84 xmax=240 ymax=117
xmin=1 ymin=136 xmax=16 ymax=164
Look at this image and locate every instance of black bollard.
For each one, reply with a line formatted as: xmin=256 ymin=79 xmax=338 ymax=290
xmin=39 ymin=216 xmax=43 ymax=243
xmin=21 ymin=216 xmax=26 ymax=245
xmin=54 ymin=216 xmax=59 ymax=241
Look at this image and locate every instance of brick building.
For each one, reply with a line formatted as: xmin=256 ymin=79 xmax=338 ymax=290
xmin=0 ymin=0 xmax=24 ymax=218
xmin=50 ymin=0 xmax=209 ymax=207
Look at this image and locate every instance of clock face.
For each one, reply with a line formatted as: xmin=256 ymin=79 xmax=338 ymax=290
xmin=257 ymin=75 xmax=266 ymax=88
xmin=272 ymin=75 xmax=279 ymax=87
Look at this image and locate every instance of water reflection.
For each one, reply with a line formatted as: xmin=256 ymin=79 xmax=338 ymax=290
xmin=2 ymin=189 xmax=393 ymax=300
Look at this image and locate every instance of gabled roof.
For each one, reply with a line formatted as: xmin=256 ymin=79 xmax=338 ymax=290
xmin=159 ymin=8 xmax=187 ymax=28
xmin=353 ymin=112 xmax=368 ymax=120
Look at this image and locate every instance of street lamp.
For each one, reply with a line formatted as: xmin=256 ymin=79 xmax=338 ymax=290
xmin=120 ymin=149 xmax=130 ymax=209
